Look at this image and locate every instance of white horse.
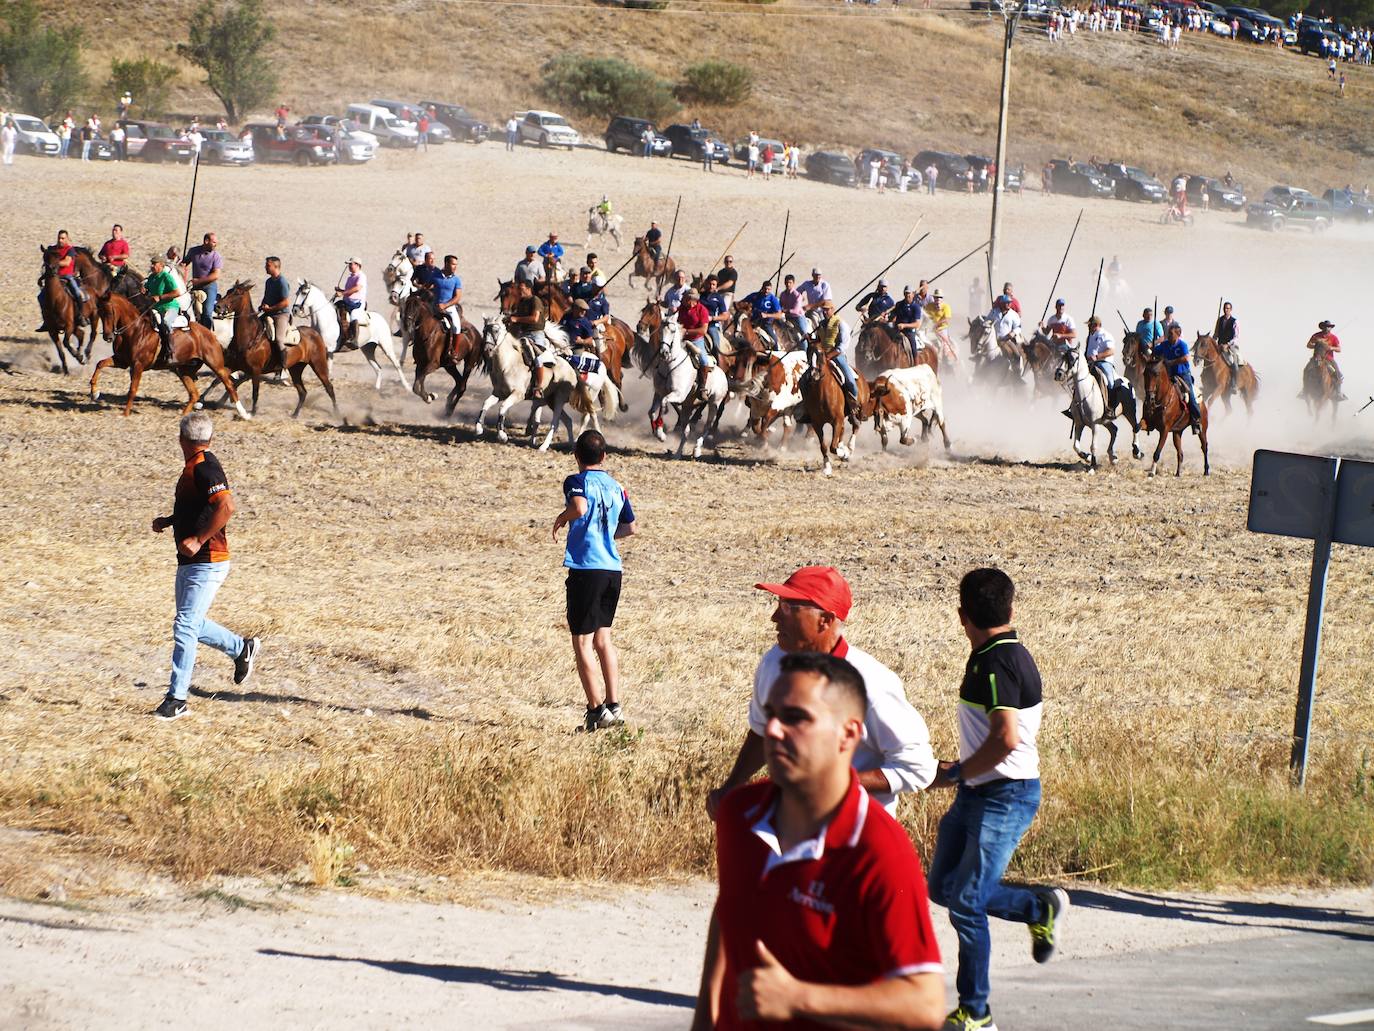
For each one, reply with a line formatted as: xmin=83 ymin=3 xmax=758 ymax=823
xmin=676 ymin=364 xmax=729 ymax=460
xmin=586 ymin=207 xmax=624 ymax=250
xmin=292 ymin=279 xmax=410 ymax=392
xmin=647 ymin=320 xmax=695 ymax=441
xmin=1052 ymin=344 xmax=1142 ymax=471
xmin=382 ymin=251 xmax=416 ymax=360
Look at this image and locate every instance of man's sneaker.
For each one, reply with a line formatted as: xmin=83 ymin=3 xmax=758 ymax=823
xmin=943 ymin=1007 xmax=998 ymax=1031
xmin=233 ymin=637 xmax=260 ymax=686
xmin=153 ymin=696 xmax=188 ymax=721
xmin=1029 ymin=886 xmax=1070 ymax=963
xmin=582 ymin=704 xmax=609 ymax=732
xmin=603 ymin=702 xmax=625 ymax=727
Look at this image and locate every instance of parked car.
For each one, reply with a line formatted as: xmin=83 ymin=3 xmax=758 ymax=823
xmin=1246 ymin=195 xmax=1333 ymax=232
xmin=345 ymin=103 xmax=419 ymax=148
xmin=243 ymin=123 xmax=338 ymax=165
xmin=369 ymin=99 xmax=452 ymax=144
xmin=735 ymin=137 xmax=786 ymax=172
xmin=121 ymin=121 xmax=195 ymax=163
xmin=1181 ymin=174 xmax=1245 ymax=209
xmin=1095 ymin=161 xmax=1167 ymax=202
xmin=198 ymin=128 xmax=254 ymax=165
xmin=1047 ymin=159 xmax=1114 ymax=198
xmin=1322 ymin=189 xmax=1374 ymax=221
xmin=913 ymin=150 xmax=972 ymax=191
xmin=965 ymin=154 xmax=1024 ymax=192
xmin=304 ymin=123 xmax=374 ymax=164
xmin=856 ymin=147 xmax=903 ymax=181
xmin=1298 ymin=23 xmax=1341 ymax=54
xmin=662 ymin=124 xmax=729 ymax=164
xmin=604 ymin=116 xmax=672 ymax=156
xmin=8 ymin=114 xmax=60 ymax=156
xmin=1263 ymin=184 xmax=1314 ymax=206
xmin=805 ymin=151 xmax=857 ymax=187
xmin=418 ymin=100 xmax=489 ymax=143
xmin=87 ymin=136 xmax=117 ymax=161
xmin=299 ymin=115 xmax=380 ymax=150
xmin=516 ymin=110 xmax=580 ymax=149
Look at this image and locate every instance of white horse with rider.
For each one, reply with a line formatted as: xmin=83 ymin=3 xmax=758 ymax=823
xmin=1052 ymin=341 xmax=1142 ymax=471
xmin=381 ymin=250 xmax=416 ymax=359
xmin=292 ymin=279 xmax=410 ymax=392
xmin=586 ymin=200 xmax=624 ymax=251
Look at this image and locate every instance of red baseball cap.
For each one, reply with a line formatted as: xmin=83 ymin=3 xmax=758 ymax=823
xmin=755 ymin=566 xmax=853 ymax=621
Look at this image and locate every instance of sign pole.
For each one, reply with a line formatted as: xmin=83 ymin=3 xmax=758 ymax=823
xmin=1290 ymin=456 xmax=1340 ymax=787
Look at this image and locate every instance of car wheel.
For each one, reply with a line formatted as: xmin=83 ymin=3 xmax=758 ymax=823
xmin=295 ymin=150 xmax=310 ymax=167
xmin=1313 ymin=218 xmax=1329 ymax=233
xmin=1270 ymin=216 xmax=1285 ymax=232
xmin=539 ymin=133 xmax=549 ymax=148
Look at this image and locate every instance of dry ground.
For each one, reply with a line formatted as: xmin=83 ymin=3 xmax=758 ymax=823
xmin=0 ymin=142 xmax=1372 ymax=893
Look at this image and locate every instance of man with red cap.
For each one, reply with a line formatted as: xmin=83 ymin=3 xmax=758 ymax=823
xmin=706 ymin=565 xmax=936 ymax=819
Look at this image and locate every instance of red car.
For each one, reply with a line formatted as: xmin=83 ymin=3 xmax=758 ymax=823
xmin=243 ymin=123 xmax=338 ymax=166
xmin=120 ymin=120 xmax=196 ymax=163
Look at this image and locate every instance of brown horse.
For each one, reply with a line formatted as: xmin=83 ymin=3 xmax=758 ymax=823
xmin=1022 ymin=330 xmax=1061 ymax=396
xmin=1302 ymin=341 xmax=1342 ymax=424
xmin=496 ymin=278 xmax=570 ymax=323
xmin=1121 ymin=331 xmax=1148 ymax=399
xmin=854 ymin=320 xmax=938 ymax=379
xmin=91 ymin=292 xmax=248 ymax=418
xmin=215 ymin=281 xmax=337 ymax=417
xmin=1191 ymin=333 xmax=1259 ymax=417
xmin=1141 ymin=355 xmax=1209 ymax=477
xmin=37 ymin=252 xmax=90 ymax=374
xmin=800 ymin=351 xmax=869 ymax=477
xmin=404 ymin=291 xmax=482 ymax=414
xmin=629 ymin=236 xmax=675 ymax=293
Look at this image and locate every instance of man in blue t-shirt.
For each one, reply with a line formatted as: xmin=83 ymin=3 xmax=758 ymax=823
xmin=429 ymin=254 xmax=464 ymax=342
xmin=552 ymin=430 xmax=638 ymax=732
xmin=700 ymin=274 xmax=729 ymax=352
xmin=742 ymin=280 xmax=784 ymax=349
xmin=1154 ymin=324 xmax=1201 ymax=433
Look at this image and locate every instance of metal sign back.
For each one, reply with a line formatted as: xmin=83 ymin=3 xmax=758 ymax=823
xmin=1334 ymin=459 xmax=1374 ymax=547
xmin=1247 ymin=450 xmax=1336 ymax=541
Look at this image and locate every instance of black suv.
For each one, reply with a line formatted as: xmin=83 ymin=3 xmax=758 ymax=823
xmin=418 ymin=100 xmax=489 ymax=143
xmin=806 ymin=150 xmax=857 ymax=187
xmin=1095 ymin=161 xmax=1167 ymax=202
xmin=913 ymin=150 xmax=972 ymax=191
xmin=662 ymin=123 xmax=729 ymax=164
xmin=1047 ymin=159 xmax=1114 ymax=198
xmin=965 ymin=155 xmax=1024 ymax=193
xmin=604 ymin=116 xmax=672 ymax=156
xmin=1322 ymin=188 xmax=1374 ymax=221
xmin=1183 ymin=174 xmax=1246 ymax=210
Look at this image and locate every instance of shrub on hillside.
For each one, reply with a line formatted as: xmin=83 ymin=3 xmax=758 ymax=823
xmin=624 ymin=0 xmax=669 ymax=8
xmin=0 ymin=0 xmax=88 ymax=120
xmin=676 ymin=60 xmax=753 ymax=107
xmin=540 ymin=55 xmax=678 ymax=122
xmin=107 ymin=58 xmax=178 ymax=118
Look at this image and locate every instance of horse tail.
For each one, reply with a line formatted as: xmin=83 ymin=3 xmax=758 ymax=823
xmin=599 ymin=379 xmax=621 ymax=423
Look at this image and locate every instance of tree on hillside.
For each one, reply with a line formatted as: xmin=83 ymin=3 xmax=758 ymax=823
xmin=108 ymin=58 xmax=178 ymax=119
xmin=541 ymin=55 xmax=678 ymax=123
xmin=0 ymin=0 xmax=88 ymax=120
xmin=177 ymin=0 xmax=277 ymax=123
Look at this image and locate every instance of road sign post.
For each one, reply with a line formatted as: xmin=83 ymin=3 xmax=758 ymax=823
xmin=1247 ymin=449 xmax=1374 ymax=786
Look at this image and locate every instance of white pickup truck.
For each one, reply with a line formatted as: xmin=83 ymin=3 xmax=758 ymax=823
xmin=514 ymin=110 xmax=580 ymax=150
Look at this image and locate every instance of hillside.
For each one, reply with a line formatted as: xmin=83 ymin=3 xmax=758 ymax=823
xmin=51 ymin=0 xmax=1374 ymax=200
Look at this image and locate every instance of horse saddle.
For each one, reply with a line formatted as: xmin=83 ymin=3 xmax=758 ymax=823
xmin=1089 ymin=365 xmax=1112 ymax=408
xmin=567 ymin=350 xmax=603 ymax=382
xmin=801 ymin=358 xmax=845 ymax=391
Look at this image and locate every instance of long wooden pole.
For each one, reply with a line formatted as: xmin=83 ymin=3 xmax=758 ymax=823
xmin=704 ymin=221 xmax=748 ymax=282
xmin=1090 ymin=257 xmax=1105 ymax=320
xmin=1040 ymin=207 xmax=1084 ymax=325
xmin=929 ymin=238 xmax=993 ymax=285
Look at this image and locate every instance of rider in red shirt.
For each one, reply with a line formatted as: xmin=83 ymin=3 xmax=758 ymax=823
xmin=38 ymin=229 xmax=88 ymax=330
xmin=98 ymin=224 xmax=130 ymax=270
xmin=678 ymin=288 xmax=712 ymax=387
xmin=1307 ymin=320 xmax=1345 ymax=400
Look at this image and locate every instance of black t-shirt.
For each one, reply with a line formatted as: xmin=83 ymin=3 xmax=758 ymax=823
xmin=172 ymin=451 xmax=231 ymax=565
xmin=715 ymin=266 xmax=739 ymax=292
xmin=956 ymin=630 xmax=1043 ymax=783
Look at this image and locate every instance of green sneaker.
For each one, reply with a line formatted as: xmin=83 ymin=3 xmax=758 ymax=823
xmin=1029 ymin=886 xmax=1070 ymax=963
xmin=943 ymin=1007 xmax=998 ymax=1031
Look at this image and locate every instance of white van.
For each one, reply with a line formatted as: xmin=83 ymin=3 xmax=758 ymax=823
xmin=344 ymin=103 xmax=418 ymax=148
xmin=10 ymin=114 xmax=61 ymax=156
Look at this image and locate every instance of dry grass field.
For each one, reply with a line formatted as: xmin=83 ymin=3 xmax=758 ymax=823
xmin=0 ymin=140 xmax=1372 ymax=897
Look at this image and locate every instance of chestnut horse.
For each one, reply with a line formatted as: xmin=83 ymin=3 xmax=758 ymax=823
xmin=37 ymin=251 xmax=90 ymax=374
xmin=800 ymin=351 xmax=869 ymax=477
xmin=497 ymin=278 xmax=570 ymax=323
xmin=854 ymin=321 xmax=938 ymax=380
xmin=1191 ymin=332 xmax=1259 ymax=417
xmin=91 ymin=292 xmax=248 ymax=418
xmin=628 ymin=236 xmax=675 ymax=293
xmin=402 ymin=291 xmax=482 ymax=414
xmin=1121 ymin=331 xmax=1148 ymax=399
xmin=215 ymin=281 xmax=337 ymax=417
xmin=1301 ymin=341 xmax=1342 ymax=424
xmin=1021 ymin=329 xmax=1061 ymax=397
xmin=1141 ymin=355 xmax=1209 ymax=477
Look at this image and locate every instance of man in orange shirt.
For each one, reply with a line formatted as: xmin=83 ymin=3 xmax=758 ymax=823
xmin=149 ymin=413 xmax=259 ymax=720
xmin=1306 ymin=320 xmax=1346 ymax=401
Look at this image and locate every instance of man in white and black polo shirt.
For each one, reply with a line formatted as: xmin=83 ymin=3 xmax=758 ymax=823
xmin=927 ymin=567 xmax=1067 ymax=1031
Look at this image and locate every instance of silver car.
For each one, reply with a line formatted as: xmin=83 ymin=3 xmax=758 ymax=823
xmin=199 ymin=128 xmax=254 ymax=165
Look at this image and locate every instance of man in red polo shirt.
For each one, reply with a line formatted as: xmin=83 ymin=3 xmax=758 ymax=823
xmin=693 ymin=652 xmax=945 ymax=1031
xmin=98 ymin=223 xmax=130 ymax=271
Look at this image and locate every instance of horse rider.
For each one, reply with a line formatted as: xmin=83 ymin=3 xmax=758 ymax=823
xmin=1106 ymin=254 xmax=1121 ymax=289
xmin=559 ymin=298 xmax=597 ymax=352
xmin=164 ymin=246 xmax=193 ymax=322
xmin=714 ymin=254 xmax=739 ymax=308
xmin=596 ymin=195 xmax=613 ymax=219
xmin=585 ymin=277 xmax=612 ymax=345
xmin=333 ymin=257 xmax=368 ymax=347
xmin=891 ymin=286 xmax=925 ymax=363
xmin=404 ymin=232 xmax=431 ymax=266
xmin=1001 ymin=282 xmax=1022 ymax=316
xmin=1160 ymin=305 xmax=1180 ymax=338
xmin=678 ymin=287 xmax=714 ymax=388
xmin=145 ymin=253 xmax=185 ymax=361
xmin=912 ymin=279 xmax=934 ymax=313
xmin=987 ymin=294 xmax=1023 ymax=364
xmin=812 ymin=299 xmax=861 ymax=416
xmin=855 ymin=279 xmax=895 ymax=323
xmin=798 ymin=267 xmax=832 ymax=327
xmin=1075 ymin=315 xmax=1136 ymax=418
xmin=258 ymin=256 xmax=292 ymax=370
xmin=98 ymin=223 xmax=130 ymax=275
xmin=742 ymin=280 xmax=785 ymax=349
xmin=412 ymin=249 xmax=441 ymax=290
xmin=1043 ymin=298 xmax=1077 ymax=346
xmin=779 ymin=274 xmax=809 ymax=340
xmin=507 ymin=278 xmax=550 ymax=369
xmin=662 ymin=269 xmax=689 ymax=315
xmin=923 ymin=287 xmax=955 ymax=359
xmin=568 ymin=265 xmax=596 ymax=304
xmin=38 ymin=229 xmax=89 ymax=330
xmin=511 ymin=245 xmax=543 ymax=287
xmin=538 ymin=231 xmax=565 ymax=280
xmin=1154 ymin=323 xmax=1202 ymax=433
xmin=586 ymin=252 xmax=606 ymax=287
xmin=1135 ymin=307 xmax=1163 ymax=350
xmin=644 ymin=222 xmax=664 ymax=268
xmin=1307 ymin=320 xmax=1346 ymax=400
xmin=431 ymin=254 xmax=465 ymax=353
xmin=700 ymin=274 xmax=730 ymax=354
xmin=1212 ymin=301 xmax=1241 ymax=381
xmin=183 ymin=232 xmax=222 ymax=329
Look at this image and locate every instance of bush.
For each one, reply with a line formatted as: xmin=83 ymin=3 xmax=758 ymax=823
xmin=677 ymin=60 xmax=753 ymax=107
xmin=177 ymin=0 xmax=277 ymax=123
xmin=624 ymin=0 xmax=669 ymax=8
xmin=107 ymin=58 xmax=178 ymax=118
xmin=540 ymin=55 xmax=678 ymax=123
xmin=0 ymin=0 xmax=88 ymax=120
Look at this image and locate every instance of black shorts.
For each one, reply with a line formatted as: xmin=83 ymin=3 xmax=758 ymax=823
xmin=566 ymin=569 xmax=622 ymax=635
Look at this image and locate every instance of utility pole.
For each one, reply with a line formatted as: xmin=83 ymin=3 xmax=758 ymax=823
xmin=987 ymin=0 xmax=1021 ymax=292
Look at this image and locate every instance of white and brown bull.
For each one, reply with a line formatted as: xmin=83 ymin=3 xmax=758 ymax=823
xmin=861 ymin=365 xmax=951 ymax=451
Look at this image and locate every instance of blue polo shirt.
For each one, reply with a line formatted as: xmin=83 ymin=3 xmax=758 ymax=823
xmin=586 ymin=293 xmax=610 ymax=320
xmin=430 ymin=271 xmax=462 ymax=305
xmin=414 ymin=264 xmax=440 ymax=289
xmin=892 ymin=300 xmax=923 ymax=325
xmin=747 ymin=291 xmax=781 ymax=316
xmin=1154 ymin=337 xmax=1193 ymax=380
xmin=1136 ymin=319 xmax=1163 ymax=347
xmin=538 ymin=241 xmax=565 ymax=261
xmin=866 ymin=293 xmax=896 ymax=318
xmin=561 ymin=312 xmax=595 ymax=344
xmin=562 ymin=470 xmax=635 ymax=571
xmin=702 ymin=291 xmax=728 ymax=317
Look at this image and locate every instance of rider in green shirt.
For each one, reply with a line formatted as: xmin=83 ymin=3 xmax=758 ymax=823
xmin=146 ymin=254 xmax=183 ymax=356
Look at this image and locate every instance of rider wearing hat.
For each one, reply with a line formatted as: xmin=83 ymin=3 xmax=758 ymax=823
xmin=514 ymin=245 xmax=544 ymax=286
xmin=1160 ymin=304 xmax=1180 ymax=338
xmin=333 ymin=258 xmax=367 ymax=347
xmin=146 ymin=253 xmax=184 ymax=360
xmin=987 ymin=293 xmax=1022 ymax=363
xmin=799 ymin=267 xmax=833 ymax=325
xmin=559 ymin=297 xmax=596 ymax=349
xmin=1307 ymin=320 xmax=1345 ymax=400
xmin=678 ymin=287 xmax=714 ymax=386
xmin=856 ymin=279 xmax=896 ymax=323
xmin=813 ymin=298 xmax=860 ymax=414
xmin=1077 ymin=314 xmax=1136 ymax=418
xmin=892 ymin=286 xmax=925 ymax=363
xmin=924 ymin=287 xmax=954 ymax=357
xmin=537 ymin=231 xmax=565 ymax=279
xmin=1154 ymin=323 xmax=1202 ymax=433
xmin=1043 ymin=298 xmax=1077 ymax=344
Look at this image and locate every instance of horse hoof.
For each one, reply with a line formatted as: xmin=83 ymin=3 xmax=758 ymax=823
xmin=497 ymin=431 xmax=509 ymax=444
xmin=426 ymin=392 xmax=437 ymax=404
xmin=618 ymin=402 xmax=629 ymax=413
xmin=822 ymin=463 xmax=833 ymax=477
xmin=693 ymin=444 xmax=703 ymax=459
xmin=194 ymin=401 xmax=204 ymax=410
xmin=654 ymin=428 xmax=666 ymax=442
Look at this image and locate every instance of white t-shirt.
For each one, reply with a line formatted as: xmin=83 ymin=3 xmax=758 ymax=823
xmin=1085 ymin=329 xmax=1117 ymax=378
xmin=748 ymin=642 xmax=937 ymax=813
xmin=993 ymin=308 xmax=1022 ymax=340
xmin=1046 ymin=313 xmax=1077 ymax=337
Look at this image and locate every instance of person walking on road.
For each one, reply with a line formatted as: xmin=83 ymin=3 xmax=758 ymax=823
xmin=927 ymin=567 xmax=1067 ymax=1031
xmin=150 ymin=413 xmax=259 ymax=721
xmin=706 ymin=566 xmax=937 ymax=819
xmin=505 ymin=115 xmax=519 ymax=151
xmin=552 ymin=430 xmax=638 ymax=733
xmin=693 ymin=651 xmax=946 ymax=1031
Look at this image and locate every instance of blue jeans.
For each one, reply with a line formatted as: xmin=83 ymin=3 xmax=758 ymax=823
xmin=787 ymin=314 xmax=809 ymax=340
xmin=1175 ymin=375 xmax=1200 ymax=421
xmin=928 ymin=778 xmax=1045 ymax=1016
xmin=169 ymin=561 xmax=243 ymax=700
xmin=706 ymin=322 xmax=722 ymax=350
xmin=831 ymin=349 xmax=857 ymax=396
xmin=685 ymin=337 xmax=715 ymax=367
xmin=197 ymin=281 xmax=219 ymax=329
xmin=506 ymin=130 xmax=517 ymax=151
